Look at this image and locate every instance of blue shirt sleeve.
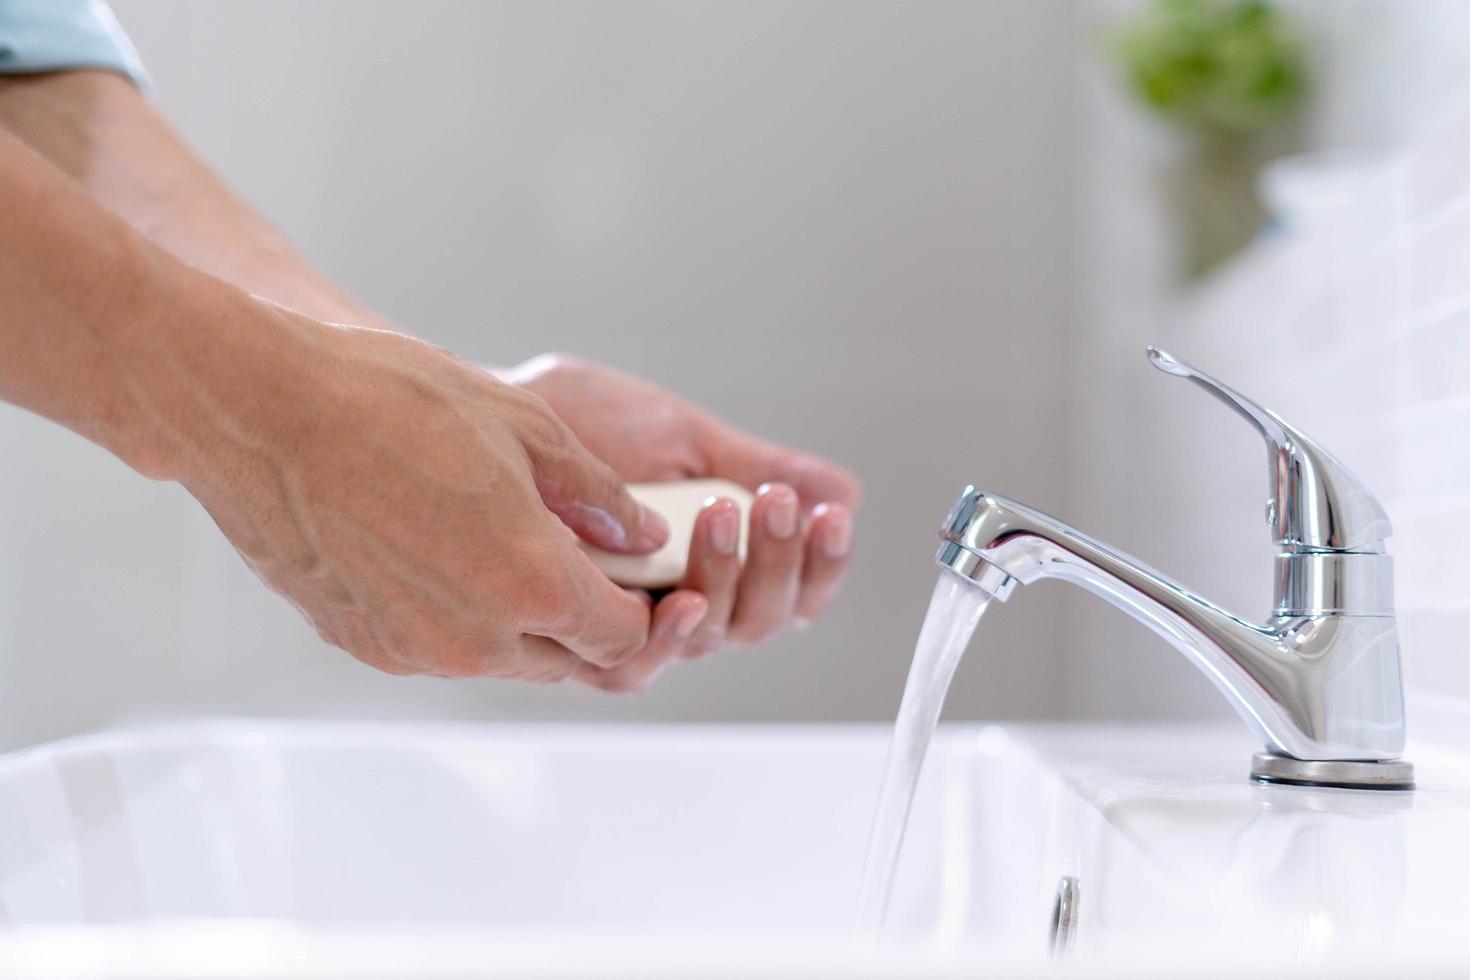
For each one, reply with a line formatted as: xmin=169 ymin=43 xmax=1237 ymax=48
xmin=0 ymin=0 xmax=148 ymax=89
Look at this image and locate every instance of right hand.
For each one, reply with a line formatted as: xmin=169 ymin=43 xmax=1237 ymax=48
xmin=172 ymin=299 xmax=708 ymax=683
xmin=0 ymin=127 xmax=704 ymax=687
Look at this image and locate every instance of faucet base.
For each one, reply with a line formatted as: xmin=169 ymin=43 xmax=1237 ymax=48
xmin=1250 ymin=753 xmax=1415 ymax=791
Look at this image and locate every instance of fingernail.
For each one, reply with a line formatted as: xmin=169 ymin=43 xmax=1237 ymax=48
xmin=708 ymin=504 xmax=739 ymax=555
xmin=636 ymin=504 xmax=670 ymax=549
xmin=761 ymin=484 xmax=798 ymax=540
xmin=675 ymin=601 xmax=707 ymax=638
xmin=820 ymin=507 xmax=851 ymax=558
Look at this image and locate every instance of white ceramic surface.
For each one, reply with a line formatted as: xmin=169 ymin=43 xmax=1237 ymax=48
xmin=0 ymin=719 xmax=1464 ymax=978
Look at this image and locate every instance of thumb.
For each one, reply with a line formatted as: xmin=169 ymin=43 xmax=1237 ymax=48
xmin=524 ymin=414 xmax=670 ymax=554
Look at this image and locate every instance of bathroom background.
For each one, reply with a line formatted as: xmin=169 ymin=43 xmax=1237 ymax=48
xmin=0 ymin=0 xmax=1465 ymax=749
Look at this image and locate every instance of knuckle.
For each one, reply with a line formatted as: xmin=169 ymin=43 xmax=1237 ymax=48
xmin=564 ymin=623 xmax=641 ymax=668
xmin=513 ymin=392 xmax=570 ymax=452
xmin=595 ymin=671 xmax=648 ymax=695
xmin=599 ymin=633 xmax=644 ymax=667
xmin=506 ymin=552 xmax=574 ymax=625
xmin=475 ymin=637 xmax=581 ymax=686
xmin=503 ymin=644 xmax=579 ymax=685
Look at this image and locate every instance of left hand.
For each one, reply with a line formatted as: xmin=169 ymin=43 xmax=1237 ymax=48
xmin=504 ymin=354 xmax=860 ymax=692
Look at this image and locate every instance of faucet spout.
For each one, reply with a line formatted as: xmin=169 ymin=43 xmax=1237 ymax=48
xmin=938 ymin=487 xmax=1409 ymax=781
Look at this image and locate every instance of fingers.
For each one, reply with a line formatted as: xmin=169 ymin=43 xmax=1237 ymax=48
xmin=795 ymin=502 xmax=853 ymax=620
xmin=527 ymin=535 xmax=657 ymax=668
xmin=478 ymin=633 xmax=582 ymax=684
xmin=678 ymin=496 xmax=744 ymax=659
xmin=574 ymin=590 xmax=708 ymax=693
xmin=728 ymin=483 xmax=804 ymax=644
xmin=696 ymin=417 xmax=862 ymax=511
xmin=520 ymin=397 xmax=670 ymax=553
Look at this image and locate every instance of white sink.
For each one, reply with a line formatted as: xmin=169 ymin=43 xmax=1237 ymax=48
xmin=0 ymin=719 xmax=1463 ymax=978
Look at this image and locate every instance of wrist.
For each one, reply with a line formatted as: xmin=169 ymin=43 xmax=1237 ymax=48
xmin=100 ymin=258 xmax=335 ymax=488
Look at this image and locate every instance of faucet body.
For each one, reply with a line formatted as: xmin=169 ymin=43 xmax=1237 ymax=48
xmin=938 ymin=490 xmax=1404 ymax=762
xmin=937 ymin=349 xmax=1411 ymax=788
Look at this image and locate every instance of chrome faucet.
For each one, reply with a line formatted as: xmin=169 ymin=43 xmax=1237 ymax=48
xmin=937 ymin=347 xmax=1412 ymax=790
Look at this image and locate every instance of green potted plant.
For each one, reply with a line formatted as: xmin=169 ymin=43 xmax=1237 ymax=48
xmin=1112 ymin=0 xmax=1308 ymax=277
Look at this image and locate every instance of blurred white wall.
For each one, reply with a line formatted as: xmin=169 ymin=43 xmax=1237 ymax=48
xmin=0 ymin=1 xmax=1079 ymax=747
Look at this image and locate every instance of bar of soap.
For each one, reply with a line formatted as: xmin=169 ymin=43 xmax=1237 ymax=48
xmin=581 ymin=479 xmax=753 ymax=588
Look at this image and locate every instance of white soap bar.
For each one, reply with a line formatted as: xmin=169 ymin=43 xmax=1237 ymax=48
xmin=581 ymin=479 xmax=754 ymax=588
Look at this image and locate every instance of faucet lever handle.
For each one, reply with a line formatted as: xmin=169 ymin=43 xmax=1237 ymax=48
xmin=1146 ymin=346 xmax=1391 ymax=552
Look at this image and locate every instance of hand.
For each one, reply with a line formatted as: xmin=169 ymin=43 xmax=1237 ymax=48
xmin=172 ymin=301 xmax=715 ymax=683
xmin=0 ymin=121 xmax=712 ymax=691
xmin=506 ymin=355 xmax=860 ymax=691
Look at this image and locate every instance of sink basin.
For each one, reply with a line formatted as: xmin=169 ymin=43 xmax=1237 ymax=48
xmin=0 ymin=722 xmax=1089 ymax=972
xmin=0 ymin=719 xmax=1464 ymax=978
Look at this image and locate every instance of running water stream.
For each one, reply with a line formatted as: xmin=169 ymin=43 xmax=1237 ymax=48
xmin=854 ymin=570 xmax=992 ymax=938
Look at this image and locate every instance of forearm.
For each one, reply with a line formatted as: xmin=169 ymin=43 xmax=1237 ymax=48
xmin=0 ymin=127 xmax=319 ymax=483
xmin=0 ymin=70 xmax=388 ymax=329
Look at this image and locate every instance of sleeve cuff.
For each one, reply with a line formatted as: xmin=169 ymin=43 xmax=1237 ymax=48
xmin=0 ymin=0 xmax=149 ymax=91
